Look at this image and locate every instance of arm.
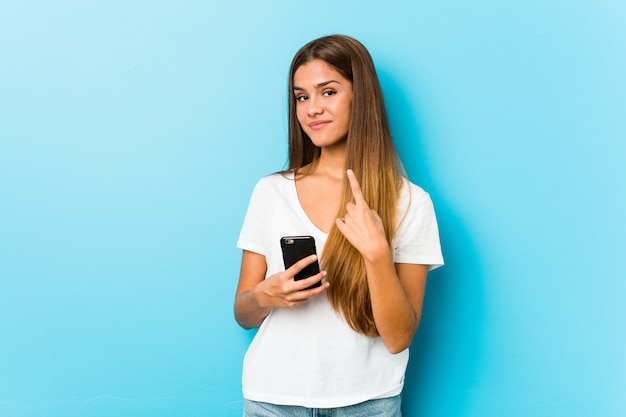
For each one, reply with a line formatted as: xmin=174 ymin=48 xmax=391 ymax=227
xmin=364 ymin=254 xmax=428 ymax=354
xmin=234 ymin=250 xmax=329 ymax=329
xmin=335 ymin=169 xmax=428 ymax=353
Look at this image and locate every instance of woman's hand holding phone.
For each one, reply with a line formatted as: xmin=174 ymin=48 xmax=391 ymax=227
xmin=253 ymin=254 xmax=328 ymax=309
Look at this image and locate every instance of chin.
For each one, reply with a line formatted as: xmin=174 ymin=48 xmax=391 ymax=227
xmin=309 ymin=136 xmax=347 ymax=149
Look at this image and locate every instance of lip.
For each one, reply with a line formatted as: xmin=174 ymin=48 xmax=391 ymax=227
xmin=308 ymin=120 xmax=331 ymax=131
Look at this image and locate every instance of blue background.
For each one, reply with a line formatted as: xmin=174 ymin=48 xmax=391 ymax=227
xmin=1 ymin=1 xmax=625 ymax=416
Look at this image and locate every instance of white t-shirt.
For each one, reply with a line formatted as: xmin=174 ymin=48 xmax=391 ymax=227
xmin=237 ymin=172 xmax=443 ymax=408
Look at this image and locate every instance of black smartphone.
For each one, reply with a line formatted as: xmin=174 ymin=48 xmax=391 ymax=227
xmin=280 ymin=235 xmax=322 ymax=289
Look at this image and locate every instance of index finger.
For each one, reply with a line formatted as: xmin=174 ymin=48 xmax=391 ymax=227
xmin=346 ymin=169 xmax=366 ymax=204
xmin=286 ymin=254 xmax=319 ymax=275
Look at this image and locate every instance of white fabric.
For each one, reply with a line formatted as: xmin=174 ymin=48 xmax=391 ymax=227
xmin=236 ymin=172 xmax=443 ymax=408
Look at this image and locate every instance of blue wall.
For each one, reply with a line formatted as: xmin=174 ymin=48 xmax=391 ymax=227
xmin=1 ymin=1 xmax=624 ymax=416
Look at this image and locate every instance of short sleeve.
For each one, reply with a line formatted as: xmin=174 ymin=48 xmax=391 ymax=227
xmin=237 ymin=180 xmax=268 ymax=256
xmin=392 ymin=182 xmax=444 ymax=270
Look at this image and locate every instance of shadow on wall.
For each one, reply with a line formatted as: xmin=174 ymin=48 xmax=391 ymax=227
xmin=378 ymin=70 xmax=486 ymax=416
xmin=405 ymin=205 xmax=485 ymax=416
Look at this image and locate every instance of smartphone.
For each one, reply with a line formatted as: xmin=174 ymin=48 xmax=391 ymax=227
xmin=280 ymin=235 xmax=322 ymax=289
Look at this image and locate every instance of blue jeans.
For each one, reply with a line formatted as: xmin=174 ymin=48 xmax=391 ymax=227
xmin=243 ymin=395 xmax=402 ymax=417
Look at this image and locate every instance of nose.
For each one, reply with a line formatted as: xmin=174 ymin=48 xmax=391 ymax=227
xmin=307 ymin=97 xmax=323 ymax=117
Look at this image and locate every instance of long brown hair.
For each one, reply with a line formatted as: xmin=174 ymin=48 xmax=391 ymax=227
xmin=287 ymin=35 xmax=404 ymax=336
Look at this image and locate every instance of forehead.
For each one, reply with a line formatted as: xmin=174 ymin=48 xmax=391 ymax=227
xmin=293 ymin=59 xmax=350 ymax=87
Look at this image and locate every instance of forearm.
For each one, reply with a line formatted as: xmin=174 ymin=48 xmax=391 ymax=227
xmin=364 ymin=249 xmax=420 ymax=354
xmin=235 ymin=251 xmax=329 ymax=329
xmin=234 ymin=288 xmax=271 ymax=329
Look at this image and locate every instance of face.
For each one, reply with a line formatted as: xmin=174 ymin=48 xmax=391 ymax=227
xmin=293 ymin=59 xmax=353 ymax=149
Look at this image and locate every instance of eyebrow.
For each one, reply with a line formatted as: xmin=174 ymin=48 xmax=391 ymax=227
xmin=293 ymin=80 xmax=341 ymax=91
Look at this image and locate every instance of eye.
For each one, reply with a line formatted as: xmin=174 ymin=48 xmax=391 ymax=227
xmin=295 ymin=94 xmax=308 ymax=102
xmin=322 ymin=89 xmax=336 ymax=97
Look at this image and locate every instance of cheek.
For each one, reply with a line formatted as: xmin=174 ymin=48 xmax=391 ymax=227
xmin=338 ymin=100 xmax=352 ymax=124
xmin=335 ymin=97 xmax=351 ymax=117
xmin=295 ymin=104 xmax=307 ymax=125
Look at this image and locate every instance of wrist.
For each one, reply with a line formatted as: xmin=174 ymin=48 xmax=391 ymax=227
xmin=250 ymin=285 xmax=271 ymax=311
xmin=250 ymin=286 xmax=264 ymax=308
xmin=362 ymin=239 xmax=392 ymax=263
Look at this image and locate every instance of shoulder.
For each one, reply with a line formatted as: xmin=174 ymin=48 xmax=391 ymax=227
xmin=397 ymin=177 xmax=432 ymax=212
xmin=244 ymin=171 xmax=297 ymax=210
xmin=251 ymin=171 xmax=294 ymax=193
xmin=394 ymin=177 xmax=438 ymax=235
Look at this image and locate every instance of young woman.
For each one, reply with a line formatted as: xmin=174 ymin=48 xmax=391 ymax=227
xmin=234 ymin=35 xmax=443 ymax=416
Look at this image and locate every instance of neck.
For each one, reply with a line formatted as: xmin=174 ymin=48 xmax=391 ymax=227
xmin=315 ymin=143 xmax=347 ymax=179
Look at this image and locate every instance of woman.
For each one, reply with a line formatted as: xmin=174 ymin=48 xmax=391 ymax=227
xmin=235 ymin=35 xmax=443 ymax=416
